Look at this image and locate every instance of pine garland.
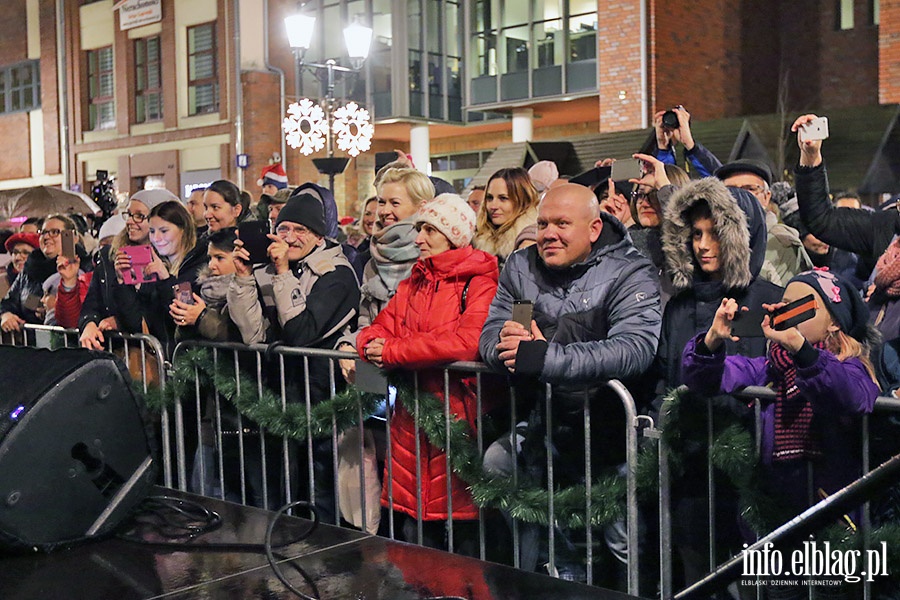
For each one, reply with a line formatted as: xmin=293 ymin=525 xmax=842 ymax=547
xmin=142 ymin=348 xmax=629 ymax=529
xmin=659 ymin=386 xmax=900 ymax=570
xmin=137 ymin=349 xmax=900 ymax=549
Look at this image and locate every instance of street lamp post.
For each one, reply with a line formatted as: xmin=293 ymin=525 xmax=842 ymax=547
xmin=283 ymin=10 xmax=373 ymax=194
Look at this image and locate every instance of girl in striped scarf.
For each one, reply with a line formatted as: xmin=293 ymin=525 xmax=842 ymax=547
xmin=681 ymin=268 xmax=879 ymax=525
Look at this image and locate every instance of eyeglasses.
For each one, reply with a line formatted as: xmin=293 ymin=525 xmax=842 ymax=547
xmin=736 ymin=184 xmax=766 ymax=195
xmin=275 ymin=224 xmax=311 ymax=237
xmin=11 ymin=249 xmax=32 ymax=256
xmin=124 ymin=211 xmax=148 ymax=223
xmin=631 ymin=189 xmax=656 ymax=203
xmin=38 ymin=228 xmax=63 ymax=238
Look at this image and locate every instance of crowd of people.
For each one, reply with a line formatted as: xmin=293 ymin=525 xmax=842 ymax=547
xmin=1 ymin=112 xmax=898 ymax=595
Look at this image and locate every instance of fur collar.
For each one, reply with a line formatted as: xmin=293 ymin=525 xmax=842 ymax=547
xmin=472 ymin=206 xmax=538 ymax=261
xmin=662 ymin=178 xmax=764 ymax=292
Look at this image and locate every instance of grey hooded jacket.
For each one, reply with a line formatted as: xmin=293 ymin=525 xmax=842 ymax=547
xmin=479 ymin=213 xmax=662 ymax=385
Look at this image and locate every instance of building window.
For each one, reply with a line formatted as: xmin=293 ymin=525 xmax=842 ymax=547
xmin=187 ymin=22 xmax=218 ymax=115
xmin=87 ymin=47 xmax=115 ymax=130
xmin=0 ymin=61 xmax=41 ymax=114
xmin=838 ymin=0 xmax=855 ymax=29
xmin=135 ymin=36 xmax=162 ymax=123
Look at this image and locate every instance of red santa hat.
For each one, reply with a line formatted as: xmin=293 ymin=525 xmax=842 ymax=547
xmin=257 ymin=163 xmax=288 ymax=190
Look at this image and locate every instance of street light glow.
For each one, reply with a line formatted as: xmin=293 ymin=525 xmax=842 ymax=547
xmin=343 ymin=22 xmax=373 ymax=61
xmin=284 ymin=14 xmax=316 ymax=50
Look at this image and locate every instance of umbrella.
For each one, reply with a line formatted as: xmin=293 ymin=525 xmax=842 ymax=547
xmin=2 ymin=186 xmax=101 ymax=219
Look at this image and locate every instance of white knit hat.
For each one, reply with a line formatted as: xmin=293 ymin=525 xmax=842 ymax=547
xmin=130 ymin=188 xmax=179 ymax=213
xmin=416 ymin=193 xmax=476 ymax=248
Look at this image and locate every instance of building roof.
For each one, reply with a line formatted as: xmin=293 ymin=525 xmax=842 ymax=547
xmin=469 ymin=105 xmax=900 ymax=196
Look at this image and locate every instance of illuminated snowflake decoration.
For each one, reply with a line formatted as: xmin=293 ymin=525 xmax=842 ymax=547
xmin=282 ymin=99 xmax=328 ymax=156
xmin=332 ymin=101 xmax=374 ymax=157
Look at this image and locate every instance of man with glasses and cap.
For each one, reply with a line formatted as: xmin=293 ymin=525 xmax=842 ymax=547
xmin=226 ymin=191 xmax=360 ymax=514
xmin=716 ymin=158 xmax=813 ymax=286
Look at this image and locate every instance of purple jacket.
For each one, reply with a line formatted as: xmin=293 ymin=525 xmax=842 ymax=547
xmin=681 ymin=333 xmax=877 ymax=507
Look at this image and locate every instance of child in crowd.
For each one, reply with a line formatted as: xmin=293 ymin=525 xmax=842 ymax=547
xmin=171 ymin=227 xmax=239 ymax=342
xmin=682 ymin=268 xmax=879 ymax=521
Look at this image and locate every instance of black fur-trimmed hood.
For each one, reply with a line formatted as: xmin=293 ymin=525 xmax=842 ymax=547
xmin=662 ymin=178 xmax=767 ymax=292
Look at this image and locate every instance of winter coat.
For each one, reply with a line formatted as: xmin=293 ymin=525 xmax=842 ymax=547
xmin=764 ymin=211 xmax=813 ymax=286
xmin=55 ymin=272 xmax=93 ymax=329
xmin=227 ymin=240 xmax=360 ymax=402
xmin=356 ymin=245 xmax=499 ymax=520
xmin=113 ymin=242 xmax=209 ymax=356
xmin=480 ymin=213 xmax=660 ymax=385
xmin=472 ymin=206 xmax=538 ymax=267
xmin=78 ymin=245 xmax=121 ymax=331
xmin=479 ymin=214 xmax=661 ymax=476
xmin=795 ymin=162 xmax=896 ymax=279
xmin=657 ymin=179 xmax=783 ymax=389
xmin=0 ymin=250 xmax=58 ymax=324
xmin=656 ymin=141 xmax=722 ymax=178
xmin=681 ymin=333 xmax=877 ymax=515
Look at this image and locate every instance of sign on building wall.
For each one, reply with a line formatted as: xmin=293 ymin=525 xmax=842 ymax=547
xmin=113 ymin=0 xmax=162 ymax=31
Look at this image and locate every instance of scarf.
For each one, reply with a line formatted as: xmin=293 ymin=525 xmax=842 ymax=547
xmin=198 ymin=271 xmax=234 ymax=309
xmin=767 ymin=341 xmax=828 ymax=462
xmin=874 ymin=237 xmax=900 ymax=298
xmin=23 ymin=250 xmax=59 ymax=288
xmin=360 ymin=219 xmax=419 ymax=303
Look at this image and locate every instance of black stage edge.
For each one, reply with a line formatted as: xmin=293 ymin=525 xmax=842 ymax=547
xmin=0 ymin=487 xmax=643 ymax=600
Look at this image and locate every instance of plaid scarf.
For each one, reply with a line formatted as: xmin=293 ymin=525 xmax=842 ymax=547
xmin=767 ymin=341 xmax=827 ymax=462
xmin=360 ymin=219 xmax=420 ymax=303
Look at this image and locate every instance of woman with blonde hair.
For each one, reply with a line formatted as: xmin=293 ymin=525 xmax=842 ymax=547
xmin=79 ymin=189 xmax=179 ymax=349
xmin=113 ymin=200 xmax=207 ymax=354
xmin=336 ymin=167 xmax=434 ymax=377
xmin=473 ymin=167 xmax=539 ymax=265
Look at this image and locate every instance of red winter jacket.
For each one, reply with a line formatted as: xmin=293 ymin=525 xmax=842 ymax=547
xmin=356 ymin=245 xmax=499 ymax=521
xmin=55 ymin=271 xmax=93 ymax=329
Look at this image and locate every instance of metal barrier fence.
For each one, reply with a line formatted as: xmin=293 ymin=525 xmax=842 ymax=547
xmin=0 ymin=324 xmax=173 ymax=485
xmin=653 ymin=384 xmax=900 ymax=600
xmin=168 ymin=339 xmax=643 ymax=594
xmin=9 ymin=326 xmax=895 ymax=597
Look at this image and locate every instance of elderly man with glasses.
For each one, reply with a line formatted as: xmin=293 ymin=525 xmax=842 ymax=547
xmin=716 ymin=158 xmax=813 ymax=286
xmin=226 ymin=191 xmax=360 ymax=514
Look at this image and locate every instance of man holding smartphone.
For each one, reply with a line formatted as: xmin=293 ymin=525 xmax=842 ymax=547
xmin=227 ymin=192 xmax=360 ymax=515
xmin=479 ymin=183 xmax=661 ymax=581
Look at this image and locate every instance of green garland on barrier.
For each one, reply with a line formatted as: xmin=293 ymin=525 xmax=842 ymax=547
xmin=145 ymin=347 xmax=629 ymax=529
xmin=659 ymin=386 xmax=900 ymax=568
xmin=138 ymin=350 xmax=900 ymax=550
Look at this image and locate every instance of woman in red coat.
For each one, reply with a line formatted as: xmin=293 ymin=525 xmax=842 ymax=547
xmin=356 ymin=193 xmax=499 ymax=555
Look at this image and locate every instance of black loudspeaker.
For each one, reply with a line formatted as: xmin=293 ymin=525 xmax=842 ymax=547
xmin=0 ymin=346 xmax=156 ymax=551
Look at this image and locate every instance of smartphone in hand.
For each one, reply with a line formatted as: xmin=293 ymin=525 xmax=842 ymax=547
xmin=121 ymin=244 xmax=157 ymax=285
xmin=730 ymin=307 xmax=767 ymax=338
xmin=60 ymin=230 xmax=77 ymax=261
xmin=238 ymin=221 xmax=272 ymax=264
xmin=799 ymin=116 xmax=829 ymax=142
xmin=611 ymin=159 xmax=642 ymax=182
xmin=172 ymin=281 xmax=194 ymax=305
xmin=511 ymin=300 xmax=534 ymax=329
xmin=770 ymin=294 xmax=817 ymax=331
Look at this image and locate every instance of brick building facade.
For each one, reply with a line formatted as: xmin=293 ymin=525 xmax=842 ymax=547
xmin=0 ymin=0 xmax=893 ymax=218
